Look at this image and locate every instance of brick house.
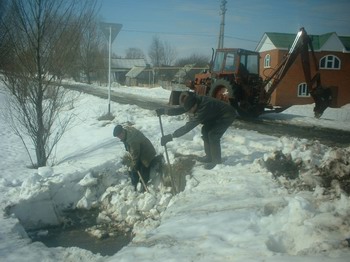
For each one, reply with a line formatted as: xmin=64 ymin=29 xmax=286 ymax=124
xmin=256 ymin=31 xmax=350 ymax=108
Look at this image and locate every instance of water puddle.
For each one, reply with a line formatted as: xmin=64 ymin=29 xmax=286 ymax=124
xmin=26 ymin=209 xmax=133 ymax=256
xmin=29 ymin=227 xmax=132 ymax=256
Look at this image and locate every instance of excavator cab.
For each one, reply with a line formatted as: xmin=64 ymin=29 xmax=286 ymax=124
xmin=206 ymin=49 xmax=265 ymax=116
xmin=211 ymin=48 xmax=260 ymax=82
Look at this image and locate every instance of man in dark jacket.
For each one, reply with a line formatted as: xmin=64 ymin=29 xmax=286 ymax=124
xmin=113 ymin=125 xmax=159 ymax=190
xmin=156 ymin=92 xmax=237 ymax=169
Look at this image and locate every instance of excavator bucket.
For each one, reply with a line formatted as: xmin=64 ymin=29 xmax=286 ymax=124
xmin=311 ymin=86 xmax=332 ymax=118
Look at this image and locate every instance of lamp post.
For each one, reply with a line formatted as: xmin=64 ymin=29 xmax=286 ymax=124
xmin=100 ymin=23 xmax=122 ymax=115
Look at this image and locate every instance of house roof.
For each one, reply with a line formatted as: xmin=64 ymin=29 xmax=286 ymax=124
xmin=339 ymin=36 xmax=350 ymax=51
xmin=256 ymin=30 xmax=350 ymax=52
xmin=111 ymin=58 xmax=147 ymax=69
xmin=125 ymin=66 xmax=146 ymax=78
xmin=263 ymin=32 xmax=296 ymax=49
xmin=316 ymin=32 xmax=334 ymax=49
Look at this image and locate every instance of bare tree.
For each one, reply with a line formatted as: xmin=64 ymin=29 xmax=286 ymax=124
xmin=148 ymin=36 xmax=165 ymax=67
xmin=175 ymin=54 xmax=210 ymax=67
xmin=125 ymin=47 xmax=146 ymax=59
xmin=148 ymin=36 xmax=177 ymax=67
xmin=78 ymin=17 xmax=106 ymax=84
xmin=163 ymin=41 xmax=177 ymax=66
xmin=0 ymin=0 xmax=97 ymax=167
xmin=148 ymin=36 xmax=177 ymax=82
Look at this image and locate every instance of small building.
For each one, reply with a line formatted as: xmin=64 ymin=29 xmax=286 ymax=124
xmin=256 ymin=30 xmax=350 ymax=108
xmin=111 ymin=58 xmax=147 ymax=85
xmin=125 ymin=66 xmax=151 ymax=86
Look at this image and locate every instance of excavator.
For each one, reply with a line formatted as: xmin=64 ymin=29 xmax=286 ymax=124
xmin=171 ymin=28 xmax=332 ymax=118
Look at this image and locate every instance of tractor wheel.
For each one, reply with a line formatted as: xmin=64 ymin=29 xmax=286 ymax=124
xmin=209 ymin=79 xmax=233 ymax=103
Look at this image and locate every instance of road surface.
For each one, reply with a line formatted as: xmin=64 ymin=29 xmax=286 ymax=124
xmin=63 ymin=83 xmax=350 ymax=148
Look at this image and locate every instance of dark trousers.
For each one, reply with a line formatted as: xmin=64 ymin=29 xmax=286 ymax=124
xmin=129 ymin=164 xmax=150 ymax=190
xmin=129 ymin=155 xmax=163 ymax=190
xmin=201 ymin=117 xmax=234 ymax=164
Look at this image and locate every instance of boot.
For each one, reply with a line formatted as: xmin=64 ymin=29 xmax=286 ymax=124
xmin=204 ymin=162 xmax=217 ymax=170
xmin=204 ymin=142 xmax=222 ymax=170
xmin=196 ymin=155 xmax=212 ymax=163
xmin=199 ymin=136 xmax=212 ymax=163
xmin=210 ymin=142 xmax=222 ymax=164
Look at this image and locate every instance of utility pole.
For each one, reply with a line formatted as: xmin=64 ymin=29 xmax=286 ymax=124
xmin=218 ymin=0 xmax=227 ymax=49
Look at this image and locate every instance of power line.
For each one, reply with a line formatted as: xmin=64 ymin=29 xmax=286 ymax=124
xmin=122 ymin=29 xmax=260 ymax=44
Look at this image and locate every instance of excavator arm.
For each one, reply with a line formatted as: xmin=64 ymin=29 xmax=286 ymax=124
xmin=261 ymin=28 xmax=332 ymax=118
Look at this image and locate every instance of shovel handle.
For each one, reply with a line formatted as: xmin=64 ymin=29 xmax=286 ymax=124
xmin=158 ymin=114 xmax=165 ymax=136
xmin=137 ymin=170 xmax=149 ymax=193
xmin=158 ymin=115 xmax=177 ymax=194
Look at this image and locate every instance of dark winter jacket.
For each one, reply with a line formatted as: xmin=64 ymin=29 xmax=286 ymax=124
xmin=121 ymin=126 xmax=156 ymax=168
xmin=166 ymin=95 xmax=237 ymax=138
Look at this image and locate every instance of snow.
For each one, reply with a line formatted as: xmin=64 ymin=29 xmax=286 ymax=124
xmin=1 ymin=82 xmax=350 ymax=262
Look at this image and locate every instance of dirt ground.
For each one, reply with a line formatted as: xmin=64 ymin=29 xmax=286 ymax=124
xmin=263 ymin=147 xmax=350 ymax=196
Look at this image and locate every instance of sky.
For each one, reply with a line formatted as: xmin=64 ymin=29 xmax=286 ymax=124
xmin=1 ymin=80 xmax=350 ymax=261
xmin=97 ymin=0 xmax=350 ymax=61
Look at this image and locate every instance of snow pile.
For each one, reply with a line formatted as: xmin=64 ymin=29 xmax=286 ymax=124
xmin=1 ymin=82 xmax=350 ymax=261
xmin=98 ymin=182 xmax=173 ymax=233
xmin=263 ymin=142 xmax=350 ymax=196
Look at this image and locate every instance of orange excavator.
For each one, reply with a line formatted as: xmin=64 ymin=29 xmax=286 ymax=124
xmin=171 ymin=28 xmax=332 ymax=118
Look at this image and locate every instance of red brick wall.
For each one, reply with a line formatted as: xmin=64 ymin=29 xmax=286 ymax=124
xmin=318 ymin=52 xmax=350 ymax=107
xmin=259 ymin=50 xmax=350 ymax=108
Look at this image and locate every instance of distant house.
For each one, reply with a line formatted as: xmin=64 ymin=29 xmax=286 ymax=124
xmin=125 ymin=66 xmax=151 ymax=86
xmin=111 ymin=58 xmax=147 ymax=85
xmin=256 ymin=30 xmax=350 ymax=108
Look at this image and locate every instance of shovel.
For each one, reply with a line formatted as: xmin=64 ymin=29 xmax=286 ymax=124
xmin=158 ymin=115 xmax=177 ymax=194
xmin=136 ymin=170 xmax=149 ymax=193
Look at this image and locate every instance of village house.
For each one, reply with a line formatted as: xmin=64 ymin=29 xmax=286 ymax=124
xmin=256 ymin=30 xmax=350 ymax=108
xmin=110 ymin=58 xmax=150 ymax=86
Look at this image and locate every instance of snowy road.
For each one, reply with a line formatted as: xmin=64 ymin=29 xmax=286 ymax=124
xmin=62 ymin=83 xmax=168 ymax=110
xmin=234 ymin=118 xmax=350 ymax=148
xmin=63 ymin=83 xmax=350 ymax=147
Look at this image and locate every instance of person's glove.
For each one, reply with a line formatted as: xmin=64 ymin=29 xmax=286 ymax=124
xmin=161 ymin=134 xmax=173 ymax=146
xmin=156 ymin=108 xmax=165 ymax=116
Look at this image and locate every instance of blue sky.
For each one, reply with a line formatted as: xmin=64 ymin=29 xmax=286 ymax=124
xmin=98 ymin=0 xmax=350 ymax=61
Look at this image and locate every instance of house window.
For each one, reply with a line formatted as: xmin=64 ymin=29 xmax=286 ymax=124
xmin=320 ymin=55 xmax=341 ymax=69
xmin=264 ymin=54 xmax=271 ymax=68
xmin=297 ymin=83 xmax=310 ymax=97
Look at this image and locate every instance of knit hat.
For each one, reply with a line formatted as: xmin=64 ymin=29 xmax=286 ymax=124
xmin=113 ymin=125 xmax=123 ymax=137
xmin=183 ymin=94 xmax=197 ymax=111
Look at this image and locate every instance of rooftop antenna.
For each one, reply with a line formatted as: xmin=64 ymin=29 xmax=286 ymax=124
xmin=218 ymin=0 xmax=227 ymax=49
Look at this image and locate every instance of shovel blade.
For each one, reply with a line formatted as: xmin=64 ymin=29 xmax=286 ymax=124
xmin=311 ymin=86 xmax=332 ymax=118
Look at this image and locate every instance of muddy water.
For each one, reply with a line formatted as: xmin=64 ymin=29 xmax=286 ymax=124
xmin=30 ymin=227 xmax=132 ymax=256
xmin=27 ymin=209 xmax=133 ymax=256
